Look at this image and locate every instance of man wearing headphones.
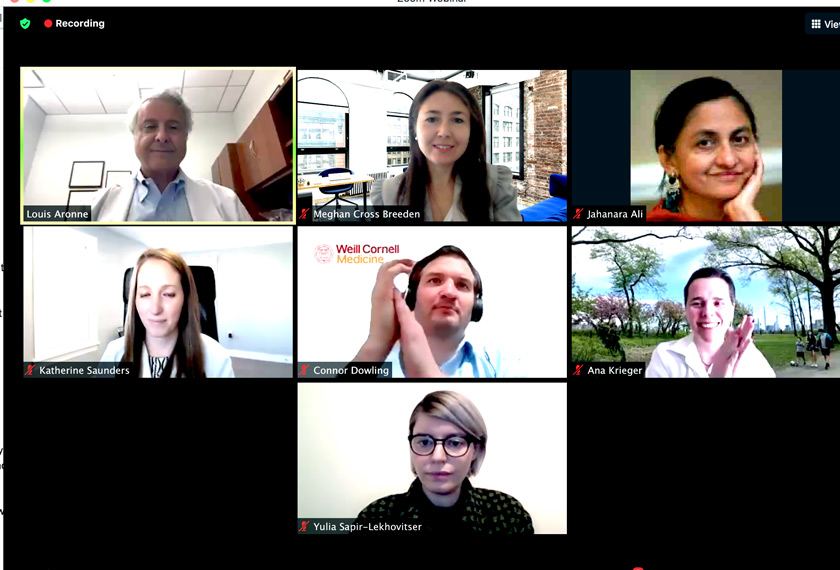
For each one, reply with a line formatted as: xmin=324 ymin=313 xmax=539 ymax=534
xmin=352 ymin=245 xmax=504 ymax=378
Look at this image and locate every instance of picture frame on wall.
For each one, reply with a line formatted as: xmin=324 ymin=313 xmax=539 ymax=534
xmin=66 ymin=189 xmax=103 ymax=209
xmin=68 ymin=161 xmax=105 ymax=189
xmin=104 ymin=170 xmax=132 ymax=188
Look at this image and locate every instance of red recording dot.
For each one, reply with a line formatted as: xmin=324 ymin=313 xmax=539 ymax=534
xmin=44 ymin=19 xmax=53 ymax=28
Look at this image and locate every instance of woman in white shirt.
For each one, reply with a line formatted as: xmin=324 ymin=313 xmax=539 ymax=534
xmin=100 ymin=248 xmax=234 ymax=378
xmin=646 ymin=267 xmax=775 ymax=378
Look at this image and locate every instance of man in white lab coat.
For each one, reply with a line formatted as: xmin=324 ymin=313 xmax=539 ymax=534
xmin=92 ymin=88 xmax=251 ymax=222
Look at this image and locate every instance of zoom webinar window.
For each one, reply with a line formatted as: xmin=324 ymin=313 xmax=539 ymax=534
xmin=4 ymin=3 xmax=840 ymax=569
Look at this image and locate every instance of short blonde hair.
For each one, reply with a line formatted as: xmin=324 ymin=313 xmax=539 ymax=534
xmin=409 ymin=391 xmax=487 ymax=476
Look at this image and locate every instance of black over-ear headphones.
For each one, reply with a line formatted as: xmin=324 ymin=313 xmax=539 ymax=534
xmin=404 ymin=246 xmax=483 ymax=322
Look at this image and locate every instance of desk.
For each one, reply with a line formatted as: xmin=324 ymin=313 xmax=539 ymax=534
xmin=297 ymin=174 xmax=375 ymax=209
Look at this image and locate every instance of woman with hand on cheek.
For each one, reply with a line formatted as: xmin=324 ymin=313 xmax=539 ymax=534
xmin=647 ymin=77 xmax=765 ymax=222
xmin=646 ymin=267 xmax=775 ymax=378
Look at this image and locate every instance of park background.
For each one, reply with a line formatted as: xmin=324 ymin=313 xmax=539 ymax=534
xmin=571 ymin=226 xmax=840 ymax=377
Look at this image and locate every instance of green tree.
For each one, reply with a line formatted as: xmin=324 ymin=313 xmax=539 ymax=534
xmin=768 ymin=269 xmax=801 ymax=335
xmin=590 ymin=229 xmax=664 ymax=338
xmin=706 ymin=226 xmax=840 ymax=340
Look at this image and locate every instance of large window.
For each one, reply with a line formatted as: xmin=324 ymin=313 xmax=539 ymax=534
xmin=484 ymin=83 xmax=522 ymax=177
xmin=297 ymin=78 xmax=349 ymax=175
xmin=386 ymin=92 xmax=413 ymax=168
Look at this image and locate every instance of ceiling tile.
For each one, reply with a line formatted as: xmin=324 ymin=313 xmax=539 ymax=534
xmin=182 ymin=86 xmax=226 ymax=112
xmin=26 ymin=88 xmax=68 ymax=114
xmin=54 ymin=87 xmax=105 ymax=114
xmin=140 ymin=87 xmax=182 ymax=101
xmin=22 ymin=70 xmax=44 ymax=88
xmin=97 ymin=85 xmax=139 ymax=114
xmin=135 ymin=70 xmax=185 ymax=89
xmin=218 ymin=85 xmax=245 ymax=112
xmin=36 ymin=69 xmax=88 ymax=87
xmin=229 ymin=70 xmax=254 ymax=86
xmin=184 ymin=70 xmax=233 ymax=87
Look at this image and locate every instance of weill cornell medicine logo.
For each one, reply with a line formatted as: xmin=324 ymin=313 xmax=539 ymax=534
xmin=314 ymin=243 xmax=401 ymax=264
xmin=314 ymin=244 xmax=333 ymax=264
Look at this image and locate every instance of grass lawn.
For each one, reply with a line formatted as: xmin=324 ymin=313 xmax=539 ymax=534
xmin=572 ymin=330 xmax=799 ymax=369
xmin=752 ymin=333 xmax=803 ymax=369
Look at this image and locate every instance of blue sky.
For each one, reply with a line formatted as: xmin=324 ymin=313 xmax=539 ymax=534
xmin=572 ymin=227 xmax=824 ymax=330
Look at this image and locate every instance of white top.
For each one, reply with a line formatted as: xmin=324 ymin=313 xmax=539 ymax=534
xmin=646 ymin=333 xmax=776 ymax=378
xmin=92 ymin=170 xmax=252 ymax=222
xmin=100 ymin=333 xmax=235 ymax=378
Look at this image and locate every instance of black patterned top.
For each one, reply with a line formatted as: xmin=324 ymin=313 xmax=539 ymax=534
xmin=355 ymin=478 xmax=534 ymax=535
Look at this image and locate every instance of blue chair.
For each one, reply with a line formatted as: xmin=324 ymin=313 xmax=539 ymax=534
xmin=317 ymin=167 xmax=358 ymax=211
xmin=520 ymin=173 xmax=568 ymax=222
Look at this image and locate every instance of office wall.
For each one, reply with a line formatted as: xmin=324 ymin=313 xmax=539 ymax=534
xmin=23 ymin=110 xmax=236 ymax=206
xmin=183 ymin=243 xmax=294 ymax=360
xmin=23 ymin=226 xmax=143 ymax=362
xmin=298 ymin=383 xmax=568 ymax=534
xmin=23 ymin=97 xmax=47 ymax=190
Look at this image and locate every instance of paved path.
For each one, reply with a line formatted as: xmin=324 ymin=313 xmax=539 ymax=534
xmin=775 ymin=360 xmax=840 ymax=377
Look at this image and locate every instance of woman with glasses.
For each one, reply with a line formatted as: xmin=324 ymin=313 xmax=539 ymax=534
xmin=354 ymin=390 xmax=533 ymax=534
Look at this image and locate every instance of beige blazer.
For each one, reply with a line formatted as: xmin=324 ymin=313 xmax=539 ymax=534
xmin=370 ymin=164 xmax=520 ymax=221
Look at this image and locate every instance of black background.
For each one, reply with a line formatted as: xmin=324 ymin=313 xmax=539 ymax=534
xmin=5 ymin=6 xmax=840 ymax=567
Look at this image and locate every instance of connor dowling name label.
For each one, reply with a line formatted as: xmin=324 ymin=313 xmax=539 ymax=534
xmin=297 ymin=362 xmax=393 ymax=379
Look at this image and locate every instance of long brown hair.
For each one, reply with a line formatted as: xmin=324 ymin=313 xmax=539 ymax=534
xmin=122 ymin=248 xmax=206 ymax=378
xmin=398 ymin=80 xmax=491 ymax=222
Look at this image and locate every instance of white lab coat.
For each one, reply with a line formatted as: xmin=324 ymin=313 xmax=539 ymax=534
xmin=646 ymin=333 xmax=776 ymax=378
xmin=91 ymin=171 xmax=252 ymax=222
xmin=100 ymin=333 xmax=235 ymax=378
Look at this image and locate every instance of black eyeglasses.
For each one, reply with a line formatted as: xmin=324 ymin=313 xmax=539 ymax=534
xmin=408 ymin=434 xmax=477 ymax=457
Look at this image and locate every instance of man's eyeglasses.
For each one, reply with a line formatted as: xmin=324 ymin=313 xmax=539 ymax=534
xmin=408 ymin=434 xmax=477 ymax=457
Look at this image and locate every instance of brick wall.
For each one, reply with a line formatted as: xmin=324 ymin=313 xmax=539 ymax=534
xmin=514 ymin=69 xmax=568 ymax=202
xmin=468 ymin=74 xmax=567 ymax=203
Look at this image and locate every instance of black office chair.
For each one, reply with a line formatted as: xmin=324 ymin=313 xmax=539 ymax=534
xmin=123 ymin=265 xmax=219 ymax=341
xmin=317 ymin=167 xmax=358 ymax=211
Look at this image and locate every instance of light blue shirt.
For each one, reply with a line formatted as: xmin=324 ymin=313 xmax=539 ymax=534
xmin=384 ymin=338 xmax=509 ymax=378
xmin=127 ymin=170 xmax=193 ymax=221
